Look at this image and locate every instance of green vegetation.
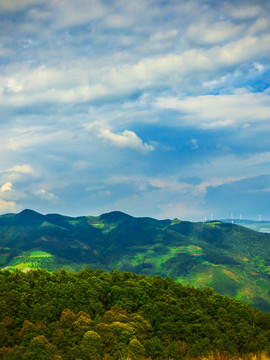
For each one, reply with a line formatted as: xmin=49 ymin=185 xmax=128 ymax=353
xmin=128 ymin=245 xmax=203 ymax=272
xmin=0 ymin=268 xmax=269 ymax=360
xmin=0 ymin=210 xmax=270 ymax=311
xmin=29 ymin=250 xmax=52 ymax=257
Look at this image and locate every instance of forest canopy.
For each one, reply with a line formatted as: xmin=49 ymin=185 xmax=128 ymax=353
xmin=0 ymin=268 xmax=270 ymax=359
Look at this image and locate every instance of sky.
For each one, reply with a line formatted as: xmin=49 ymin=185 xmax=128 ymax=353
xmin=0 ymin=0 xmax=270 ymax=221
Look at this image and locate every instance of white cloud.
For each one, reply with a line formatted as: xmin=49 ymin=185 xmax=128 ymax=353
xmin=249 ymin=18 xmax=269 ymax=35
xmin=5 ymin=78 xmax=23 ymax=93
xmin=1 ymin=33 xmax=270 ymax=108
xmin=103 ymin=13 xmax=133 ymax=29
xmin=154 ymin=90 xmax=270 ymax=127
xmin=6 ymin=126 xmax=67 ymax=151
xmin=201 ymin=119 xmax=235 ymax=129
xmin=0 ymin=182 xmax=12 ymax=192
xmin=102 ymin=1 xmax=154 ymax=30
xmin=0 ymin=165 xmax=34 ymax=185
xmin=149 ymin=178 xmax=191 ymax=192
xmin=0 ymin=0 xmax=270 ymax=220
xmin=8 ymin=165 xmax=34 ymax=173
xmin=197 ymin=177 xmax=245 ymax=193
xmin=97 ymin=128 xmax=154 ymax=152
xmin=0 ymin=199 xmax=16 ymax=212
xmin=0 ymin=0 xmax=41 ymax=12
xmin=202 ymin=75 xmax=228 ymax=89
xmin=44 ymin=0 xmax=108 ymax=29
xmin=253 ymin=62 xmax=264 ymax=72
xmin=230 ymin=5 xmax=261 ymax=19
xmin=35 ymin=188 xmax=59 ymax=202
xmin=187 ymin=20 xmax=244 ymax=45
xmin=150 ymin=29 xmax=178 ymax=42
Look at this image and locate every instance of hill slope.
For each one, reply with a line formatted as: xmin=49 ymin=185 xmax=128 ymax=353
xmin=0 ymin=209 xmax=270 ymax=311
xmin=1 ymin=268 xmax=270 ymax=359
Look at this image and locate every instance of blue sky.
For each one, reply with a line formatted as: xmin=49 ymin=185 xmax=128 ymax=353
xmin=0 ymin=0 xmax=270 ymax=220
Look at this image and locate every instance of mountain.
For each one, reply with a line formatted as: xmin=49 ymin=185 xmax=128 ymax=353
xmin=0 ymin=209 xmax=270 ymax=311
xmin=222 ymin=219 xmax=270 ymax=233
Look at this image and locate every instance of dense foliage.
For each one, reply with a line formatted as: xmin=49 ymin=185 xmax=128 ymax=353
xmin=0 ymin=210 xmax=270 ymax=311
xmin=0 ymin=268 xmax=270 ymax=359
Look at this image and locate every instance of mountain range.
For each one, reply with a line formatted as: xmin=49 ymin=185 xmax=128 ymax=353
xmin=0 ymin=209 xmax=269 ymax=311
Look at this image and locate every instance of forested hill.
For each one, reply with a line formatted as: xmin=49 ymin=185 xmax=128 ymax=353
xmin=0 ymin=209 xmax=270 ymax=311
xmin=0 ymin=268 xmax=270 ymax=359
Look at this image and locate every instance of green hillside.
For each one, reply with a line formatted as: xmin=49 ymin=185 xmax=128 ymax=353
xmin=0 ymin=209 xmax=270 ymax=311
xmin=0 ymin=268 xmax=270 ymax=359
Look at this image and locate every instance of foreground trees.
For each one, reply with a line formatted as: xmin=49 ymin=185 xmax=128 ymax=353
xmin=0 ymin=268 xmax=269 ymax=359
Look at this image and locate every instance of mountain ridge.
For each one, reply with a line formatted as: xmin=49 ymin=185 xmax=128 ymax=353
xmin=0 ymin=209 xmax=269 ymax=311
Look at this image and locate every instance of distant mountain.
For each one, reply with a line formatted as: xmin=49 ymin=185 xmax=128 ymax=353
xmin=221 ymin=219 xmax=270 ymax=233
xmin=0 ymin=209 xmax=270 ymax=311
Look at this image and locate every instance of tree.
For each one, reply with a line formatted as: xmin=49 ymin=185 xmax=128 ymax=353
xmin=24 ymin=335 xmax=57 ymax=360
xmin=5 ymin=346 xmax=24 ymax=360
xmin=59 ymin=309 xmax=76 ymax=329
xmin=19 ymin=321 xmax=47 ymax=347
xmin=0 ymin=322 xmax=12 ymax=347
xmin=76 ymin=330 xmax=104 ymax=360
xmin=109 ymin=322 xmax=135 ymax=344
xmin=51 ymin=329 xmax=68 ymax=350
xmin=128 ymin=338 xmax=146 ymax=360
xmin=145 ymin=337 xmax=164 ymax=359
xmin=166 ymin=340 xmax=190 ymax=359
xmin=73 ymin=311 xmax=92 ymax=339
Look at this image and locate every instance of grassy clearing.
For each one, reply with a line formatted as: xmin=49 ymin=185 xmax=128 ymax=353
xmin=29 ymin=250 xmax=52 ymax=257
xmin=40 ymin=221 xmax=62 ymax=229
xmin=131 ymin=244 xmax=204 ymax=270
xmin=177 ymin=245 xmax=203 ymax=255
xmin=177 ymin=268 xmax=215 ymax=288
xmin=202 ymin=260 xmax=219 ymax=267
xmin=90 ymin=223 xmax=105 ymax=228
xmin=3 ymin=250 xmax=54 ymax=272
xmin=68 ymin=219 xmax=83 ymax=226
xmin=6 ymin=263 xmax=32 ymax=272
xmin=102 ymin=224 xmax=117 ymax=233
xmin=88 ymin=219 xmax=116 ymax=232
xmin=204 ymin=221 xmax=222 ymax=228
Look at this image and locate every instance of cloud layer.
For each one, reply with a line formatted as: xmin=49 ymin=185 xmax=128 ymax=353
xmin=0 ymin=0 xmax=270 ymax=220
